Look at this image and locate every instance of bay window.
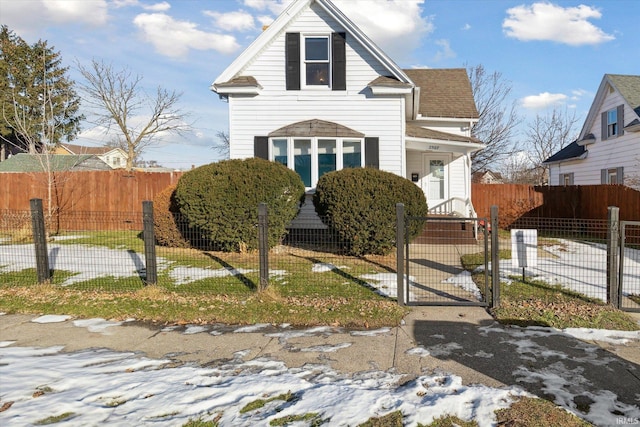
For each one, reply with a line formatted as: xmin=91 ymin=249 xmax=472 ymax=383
xmin=269 ymin=137 xmax=364 ymax=188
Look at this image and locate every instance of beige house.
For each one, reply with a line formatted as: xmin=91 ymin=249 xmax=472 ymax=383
xmin=54 ymin=143 xmax=128 ymax=169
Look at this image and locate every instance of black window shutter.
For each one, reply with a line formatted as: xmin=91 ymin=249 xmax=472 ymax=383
xmin=601 ymin=168 xmax=607 ymax=184
xmin=601 ymin=112 xmax=607 ymax=140
xmin=617 ymin=166 xmax=624 ymax=184
xmin=364 ymin=137 xmax=379 ymax=168
xmin=285 ymin=33 xmax=300 ymax=91
xmin=254 ymin=136 xmax=269 ymax=159
xmin=331 ymin=32 xmax=346 ymax=91
xmin=617 ymin=104 xmax=624 ymax=136
xmin=568 ymin=173 xmax=574 ymax=185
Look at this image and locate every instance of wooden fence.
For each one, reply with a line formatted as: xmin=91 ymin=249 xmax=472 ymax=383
xmin=472 ymin=184 xmax=640 ymax=228
xmin=0 ymin=170 xmax=182 ymax=213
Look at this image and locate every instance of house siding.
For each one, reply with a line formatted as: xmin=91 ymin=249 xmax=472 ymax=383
xmin=228 ymin=2 xmax=405 ymax=177
xmin=549 ymin=89 xmax=640 ymax=186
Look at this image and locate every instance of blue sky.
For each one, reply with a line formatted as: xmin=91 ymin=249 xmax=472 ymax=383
xmin=1 ymin=0 xmax=639 ymax=170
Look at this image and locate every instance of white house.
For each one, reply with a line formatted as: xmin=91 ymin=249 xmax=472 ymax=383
xmin=544 ymin=74 xmax=640 ymax=189
xmin=211 ymin=0 xmax=483 ymax=217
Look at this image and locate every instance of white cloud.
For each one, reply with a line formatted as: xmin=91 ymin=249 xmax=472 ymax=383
xmin=204 ymin=10 xmax=256 ymax=32
xmin=462 ymin=23 xmax=471 ymax=31
xmin=243 ymin=0 xmax=291 ymax=15
xmin=133 ymin=13 xmax=241 ymax=58
xmin=521 ymin=92 xmax=568 ymax=109
xmin=42 ymin=0 xmax=109 ymax=25
xmin=0 ymin=0 xmax=109 ymax=37
xmin=143 ymin=2 xmax=171 ymax=12
xmin=332 ymin=0 xmax=432 ymax=60
xmin=503 ymin=2 xmax=615 ymax=46
xmin=433 ymin=39 xmax=456 ymax=61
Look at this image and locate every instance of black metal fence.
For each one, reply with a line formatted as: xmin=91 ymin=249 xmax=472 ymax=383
xmin=1 ymin=201 xmax=638 ymax=312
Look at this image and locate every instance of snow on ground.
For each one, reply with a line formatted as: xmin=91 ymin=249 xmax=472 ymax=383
xmin=0 ymin=343 xmax=529 ymax=427
xmin=1 ymin=315 xmax=639 ymax=426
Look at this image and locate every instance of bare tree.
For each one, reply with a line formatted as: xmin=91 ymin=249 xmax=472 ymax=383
xmin=77 ymin=59 xmax=190 ymax=170
xmin=499 ymin=152 xmax=538 ymax=184
xmin=467 ymin=64 xmax=522 ymax=173
xmin=525 ymin=107 xmax=579 ymax=185
xmin=213 ymin=130 xmax=230 ymax=158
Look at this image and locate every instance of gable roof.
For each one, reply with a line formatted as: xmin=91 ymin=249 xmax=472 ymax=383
xmin=269 ymin=119 xmax=364 ymax=138
xmin=403 ymin=69 xmax=479 ymax=119
xmin=608 ymin=74 xmax=640 ymax=116
xmin=0 ymin=154 xmax=111 ymax=172
xmin=59 ymin=143 xmax=115 ymax=156
xmin=212 ymin=0 xmax=412 ymax=90
xmin=542 ymin=140 xmax=587 ymax=164
xmin=578 ymin=74 xmax=640 ymax=140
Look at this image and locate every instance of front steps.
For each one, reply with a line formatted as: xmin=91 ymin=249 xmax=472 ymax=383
xmin=412 ymin=217 xmax=478 ymax=245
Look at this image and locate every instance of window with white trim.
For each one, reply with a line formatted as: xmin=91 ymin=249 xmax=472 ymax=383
xmin=303 ymin=35 xmax=330 ymax=87
xmin=270 ymin=137 xmax=364 ymax=188
xmin=607 ymin=108 xmax=618 ymax=138
xmin=559 ymin=172 xmax=573 ymax=186
xmin=601 ymin=167 xmax=624 ymax=184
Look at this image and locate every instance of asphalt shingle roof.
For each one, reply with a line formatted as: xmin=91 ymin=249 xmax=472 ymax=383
xmin=542 ymin=141 xmax=586 ymax=164
xmin=403 ymin=68 xmax=479 ymax=119
xmin=0 ymin=154 xmax=110 ymax=172
xmin=607 ymin=74 xmax=640 ymax=116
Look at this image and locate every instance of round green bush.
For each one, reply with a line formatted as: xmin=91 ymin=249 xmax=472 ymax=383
xmin=313 ymin=168 xmax=428 ymax=255
xmin=174 ymin=158 xmax=305 ymax=251
xmin=152 ymin=184 xmax=191 ymax=249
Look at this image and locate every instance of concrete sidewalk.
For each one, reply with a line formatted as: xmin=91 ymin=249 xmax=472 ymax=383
xmin=1 ymin=307 xmax=639 ymax=424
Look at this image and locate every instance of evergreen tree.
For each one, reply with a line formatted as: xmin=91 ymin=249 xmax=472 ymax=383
xmin=0 ymin=26 xmax=83 ymax=160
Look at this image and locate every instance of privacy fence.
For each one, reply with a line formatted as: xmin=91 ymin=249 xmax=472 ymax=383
xmin=472 ymin=184 xmax=640 ymax=227
xmin=1 ymin=199 xmax=638 ymax=312
xmin=0 ymin=170 xmax=182 ymax=213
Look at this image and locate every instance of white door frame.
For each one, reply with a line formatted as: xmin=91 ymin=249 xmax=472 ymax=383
xmin=422 ymin=153 xmax=451 ymax=209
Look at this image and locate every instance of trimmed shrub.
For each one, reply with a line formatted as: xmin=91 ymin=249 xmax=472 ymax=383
xmin=174 ymin=158 xmax=305 ymax=251
xmin=152 ymin=184 xmax=191 ymax=248
xmin=313 ymin=168 xmax=428 ymax=255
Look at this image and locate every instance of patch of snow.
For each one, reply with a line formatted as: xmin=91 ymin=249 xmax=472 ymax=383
xmin=233 ymin=323 xmax=271 ymax=333
xmin=441 ymin=270 xmax=482 ymax=300
xmin=169 ymin=266 xmax=254 ymax=286
xmin=73 ymin=318 xmax=122 ymax=334
xmin=350 ymin=327 xmax=392 ymax=337
xmin=299 ymin=342 xmax=353 ymax=353
xmin=31 ymin=315 xmax=72 ymax=323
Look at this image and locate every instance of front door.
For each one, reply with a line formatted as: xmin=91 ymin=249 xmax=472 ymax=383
xmin=423 ymin=154 xmax=449 ymax=209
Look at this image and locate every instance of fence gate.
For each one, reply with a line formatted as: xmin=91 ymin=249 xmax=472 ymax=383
xmin=401 ymin=216 xmax=491 ymax=306
xmin=619 ymin=221 xmax=640 ymax=312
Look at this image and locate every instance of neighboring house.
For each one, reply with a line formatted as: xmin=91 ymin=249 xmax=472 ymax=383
xmin=0 ymin=153 xmax=112 ymax=172
xmin=211 ymin=0 xmax=483 ymax=217
xmin=472 ymin=170 xmax=503 ymax=184
xmin=54 ymin=143 xmax=128 ymax=169
xmin=544 ymin=74 xmax=640 ymax=188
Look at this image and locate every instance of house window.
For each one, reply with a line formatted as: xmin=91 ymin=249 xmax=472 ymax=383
xmin=114 ymin=157 xmax=120 ymax=166
xmin=607 ymin=109 xmax=618 ymax=137
xmin=304 ymin=36 xmax=329 ymax=86
xmin=559 ymin=172 xmax=573 ymax=186
xmin=269 ymin=137 xmax=364 ymax=188
xmin=601 ymin=105 xmax=624 ymax=140
xmin=601 ymin=167 xmax=624 ymax=184
xmin=285 ymin=32 xmax=346 ymax=91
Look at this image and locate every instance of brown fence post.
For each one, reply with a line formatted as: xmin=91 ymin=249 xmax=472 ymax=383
xmin=396 ymin=203 xmax=405 ymax=306
xmin=607 ymin=206 xmax=620 ymax=307
xmin=258 ymin=203 xmax=269 ymax=292
xmin=142 ymin=201 xmax=157 ymax=285
xmin=490 ymin=205 xmax=500 ymax=308
xmin=30 ymin=198 xmax=51 ymax=284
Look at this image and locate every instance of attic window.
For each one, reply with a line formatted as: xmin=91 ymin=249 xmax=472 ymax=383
xmin=286 ymin=32 xmax=346 ymax=91
xmin=607 ymin=108 xmax=618 ymax=137
xmin=304 ymin=36 xmax=329 ymax=86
